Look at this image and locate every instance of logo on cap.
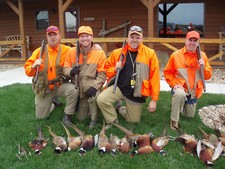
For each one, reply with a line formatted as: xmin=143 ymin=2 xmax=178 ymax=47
xmin=46 ymin=26 xmax=59 ymax=34
xmin=128 ymin=26 xmax=143 ymax=36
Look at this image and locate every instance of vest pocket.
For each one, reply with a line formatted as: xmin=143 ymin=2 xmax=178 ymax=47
xmin=141 ymin=80 xmax=150 ymax=97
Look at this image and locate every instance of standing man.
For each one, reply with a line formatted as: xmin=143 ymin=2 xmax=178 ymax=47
xmin=24 ymin=26 xmax=78 ymax=126
xmin=97 ymin=25 xmax=160 ymax=129
xmin=64 ymin=26 xmax=106 ymax=129
xmin=164 ymin=30 xmax=212 ymax=130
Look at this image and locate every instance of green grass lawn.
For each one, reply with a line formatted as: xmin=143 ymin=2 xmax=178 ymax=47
xmin=0 ymin=84 xmax=225 ymax=169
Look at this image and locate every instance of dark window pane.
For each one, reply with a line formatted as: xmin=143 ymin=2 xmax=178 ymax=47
xmin=36 ymin=10 xmax=49 ymax=30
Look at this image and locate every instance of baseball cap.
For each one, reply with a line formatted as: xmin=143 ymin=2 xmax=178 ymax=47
xmin=46 ymin=26 xmax=59 ymax=34
xmin=186 ymin=30 xmax=200 ymax=40
xmin=78 ymin=26 xmax=93 ymax=36
xmin=128 ymin=26 xmax=143 ymax=36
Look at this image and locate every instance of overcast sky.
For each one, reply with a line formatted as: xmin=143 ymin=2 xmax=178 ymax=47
xmin=159 ymin=3 xmax=204 ymax=25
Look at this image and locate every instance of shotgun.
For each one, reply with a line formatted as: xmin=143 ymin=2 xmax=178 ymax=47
xmin=33 ymin=40 xmax=46 ymax=84
xmin=74 ymin=40 xmax=80 ymax=88
xmin=196 ymin=45 xmax=206 ymax=92
xmin=113 ymin=40 xmax=126 ymax=93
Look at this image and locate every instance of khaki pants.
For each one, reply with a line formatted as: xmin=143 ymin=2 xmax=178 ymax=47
xmin=171 ymin=88 xmax=196 ymax=122
xmin=77 ymin=91 xmax=100 ymax=122
xmin=35 ymin=82 xmax=79 ymax=119
xmin=97 ymin=85 xmax=143 ymax=124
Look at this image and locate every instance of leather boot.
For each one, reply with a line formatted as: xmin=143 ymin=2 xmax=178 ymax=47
xmin=170 ymin=120 xmax=179 ymax=130
xmin=62 ymin=114 xmax=72 ymax=127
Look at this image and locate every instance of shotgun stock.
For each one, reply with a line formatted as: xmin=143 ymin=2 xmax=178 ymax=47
xmin=33 ymin=40 xmax=46 ymax=84
xmin=196 ymin=45 xmax=206 ymax=92
xmin=74 ymin=40 xmax=80 ymax=88
xmin=113 ymin=40 xmax=126 ymax=93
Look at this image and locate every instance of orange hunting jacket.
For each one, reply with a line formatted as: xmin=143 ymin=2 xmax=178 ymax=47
xmin=106 ymin=43 xmax=160 ymax=101
xmin=24 ymin=44 xmax=70 ymax=89
xmin=164 ymin=46 xmax=212 ymax=99
xmin=64 ymin=46 xmax=106 ymax=98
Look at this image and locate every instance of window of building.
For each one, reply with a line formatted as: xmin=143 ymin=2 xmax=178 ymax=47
xmin=36 ymin=10 xmax=49 ymax=30
xmin=65 ymin=8 xmax=79 ymax=38
xmin=158 ymin=3 xmax=204 ymax=38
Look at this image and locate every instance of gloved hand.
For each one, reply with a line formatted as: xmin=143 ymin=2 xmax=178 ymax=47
xmin=70 ymin=66 xmax=80 ymax=76
xmin=86 ymin=87 xmax=97 ymax=98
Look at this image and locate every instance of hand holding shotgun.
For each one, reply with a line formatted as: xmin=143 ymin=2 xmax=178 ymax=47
xmin=196 ymin=45 xmax=206 ymax=92
xmin=113 ymin=40 xmax=126 ymax=93
xmin=33 ymin=40 xmax=46 ymax=84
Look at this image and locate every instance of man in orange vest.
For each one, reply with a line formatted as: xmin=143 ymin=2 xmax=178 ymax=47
xmin=24 ymin=26 xmax=78 ymax=125
xmin=97 ymin=25 xmax=160 ymax=129
xmin=64 ymin=26 xmax=106 ymax=129
xmin=164 ymin=30 xmax=212 ymax=130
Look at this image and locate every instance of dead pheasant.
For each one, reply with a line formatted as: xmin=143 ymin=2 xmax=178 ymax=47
xmin=109 ymin=134 xmax=121 ymax=156
xmin=119 ymin=136 xmax=131 ymax=154
xmin=16 ymin=144 xmax=31 ymax=160
xmin=61 ymin=122 xmax=82 ymax=151
xmin=44 ymin=125 xmax=67 ymax=154
xmin=197 ymin=139 xmax=223 ymax=167
xmin=174 ymin=127 xmax=198 ymax=155
xmin=212 ymin=121 xmax=225 ymax=147
xmin=112 ymin=122 xmax=153 ymax=157
xmin=150 ymin=127 xmax=170 ymax=155
xmin=199 ymin=127 xmax=219 ymax=147
xmin=69 ymin=122 xmax=95 ymax=156
xmin=28 ymin=126 xmax=48 ymax=155
xmin=97 ymin=120 xmax=111 ymax=155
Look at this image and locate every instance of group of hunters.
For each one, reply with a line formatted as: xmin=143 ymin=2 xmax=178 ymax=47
xmin=24 ymin=25 xmax=212 ymax=130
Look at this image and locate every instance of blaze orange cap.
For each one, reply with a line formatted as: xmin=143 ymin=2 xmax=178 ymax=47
xmin=186 ymin=30 xmax=200 ymax=40
xmin=46 ymin=26 xmax=59 ymax=34
xmin=78 ymin=26 xmax=93 ymax=36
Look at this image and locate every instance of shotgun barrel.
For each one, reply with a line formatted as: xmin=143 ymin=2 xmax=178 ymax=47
xmin=74 ymin=40 xmax=80 ymax=88
xmin=33 ymin=40 xmax=46 ymax=84
xmin=196 ymin=45 xmax=206 ymax=92
xmin=113 ymin=40 xmax=126 ymax=93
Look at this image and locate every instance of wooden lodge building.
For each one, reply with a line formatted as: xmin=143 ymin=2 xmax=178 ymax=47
xmin=0 ymin=0 xmax=225 ymax=67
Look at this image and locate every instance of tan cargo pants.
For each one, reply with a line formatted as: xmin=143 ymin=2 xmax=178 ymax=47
xmin=77 ymin=91 xmax=100 ymax=122
xmin=171 ymin=88 xmax=196 ymax=123
xmin=35 ymin=82 xmax=79 ymax=119
xmin=97 ymin=85 xmax=143 ymax=124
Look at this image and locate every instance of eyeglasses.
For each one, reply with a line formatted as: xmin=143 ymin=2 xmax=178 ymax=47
xmin=129 ymin=26 xmax=143 ymax=33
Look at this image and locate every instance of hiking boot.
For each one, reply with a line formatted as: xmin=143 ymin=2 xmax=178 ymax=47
xmin=118 ymin=106 xmax=127 ymax=118
xmin=105 ymin=124 xmax=113 ymax=130
xmin=115 ymin=101 xmax=122 ymax=111
xmin=105 ymin=119 xmax=119 ymax=130
xmin=62 ymin=114 xmax=73 ymax=127
xmin=170 ymin=120 xmax=179 ymax=130
xmin=53 ymin=98 xmax=63 ymax=107
xmin=89 ymin=120 xmax=97 ymax=129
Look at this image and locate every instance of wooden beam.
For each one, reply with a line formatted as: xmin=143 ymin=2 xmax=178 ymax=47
xmin=60 ymin=37 xmax=225 ymax=44
xmin=62 ymin=0 xmax=74 ymax=12
xmin=5 ymin=0 xmax=19 ymax=15
xmin=209 ymin=61 xmax=225 ymax=66
xmin=140 ymin=0 xmax=161 ymax=8
xmin=139 ymin=0 xmax=161 ymax=48
xmin=58 ymin=0 xmax=65 ymax=38
xmin=161 ymin=42 xmax=178 ymax=51
xmin=58 ymin=0 xmax=74 ymax=38
xmin=18 ymin=0 xmax=26 ymax=60
xmin=208 ymin=52 xmax=225 ymax=62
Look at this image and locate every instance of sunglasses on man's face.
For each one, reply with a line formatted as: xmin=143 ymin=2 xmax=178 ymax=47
xmin=129 ymin=26 xmax=143 ymax=33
